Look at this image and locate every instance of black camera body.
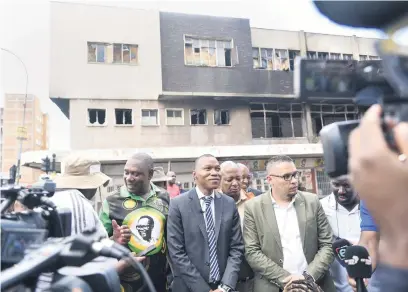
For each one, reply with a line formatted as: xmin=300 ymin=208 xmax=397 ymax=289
xmin=297 ymin=3 xmax=408 ymax=177
xmin=1 ymin=182 xmax=72 ymax=269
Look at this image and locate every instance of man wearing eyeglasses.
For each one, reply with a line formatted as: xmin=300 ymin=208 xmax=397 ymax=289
xmin=320 ymin=176 xmax=360 ymax=292
xmin=243 ymin=155 xmax=335 ymax=292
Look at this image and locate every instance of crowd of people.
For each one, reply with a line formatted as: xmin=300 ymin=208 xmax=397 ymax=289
xmin=11 ymin=104 xmax=408 ymax=292
xmin=12 ymin=151 xmax=371 ymax=292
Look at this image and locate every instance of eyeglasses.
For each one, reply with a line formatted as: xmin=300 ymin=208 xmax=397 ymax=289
xmin=269 ymin=171 xmax=300 ymax=181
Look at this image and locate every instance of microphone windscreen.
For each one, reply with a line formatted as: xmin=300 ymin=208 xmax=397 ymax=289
xmin=332 ymin=238 xmax=352 ymax=267
xmin=345 ymin=245 xmax=372 ymax=279
xmin=313 ymin=1 xmax=408 ymax=29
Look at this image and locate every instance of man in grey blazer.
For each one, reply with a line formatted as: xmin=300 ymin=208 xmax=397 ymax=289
xmin=167 ymin=154 xmax=244 ymax=292
xmin=244 ymin=155 xmax=335 ymax=292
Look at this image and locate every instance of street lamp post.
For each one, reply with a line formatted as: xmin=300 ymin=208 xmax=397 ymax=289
xmin=1 ymin=48 xmax=29 ymax=185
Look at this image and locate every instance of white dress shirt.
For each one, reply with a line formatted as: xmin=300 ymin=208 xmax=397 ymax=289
xmin=320 ymin=193 xmax=361 ymax=292
xmin=196 ymin=187 xmax=215 ymax=225
xmin=271 ymin=195 xmax=308 ymax=275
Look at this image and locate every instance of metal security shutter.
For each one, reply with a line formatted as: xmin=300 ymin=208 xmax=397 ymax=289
xmin=316 ymin=169 xmax=331 ymax=199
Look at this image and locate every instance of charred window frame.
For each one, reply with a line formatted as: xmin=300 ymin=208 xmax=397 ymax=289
xmin=114 ymin=108 xmax=133 ymax=125
xmin=214 ymin=109 xmax=230 ymax=125
xmin=252 ymin=48 xmax=300 ymax=71
xmin=307 ymin=51 xmax=359 ymax=61
xmin=250 ymin=103 xmax=303 ymax=138
xmin=87 ymin=109 xmax=107 ymax=126
xmin=190 ymin=109 xmax=207 ymax=125
xmin=310 ymin=104 xmax=359 ymax=135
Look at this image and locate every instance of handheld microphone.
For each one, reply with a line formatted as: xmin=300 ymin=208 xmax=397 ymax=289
xmin=332 ymin=238 xmax=352 ymax=267
xmin=345 ymin=245 xmax=372 ymax=292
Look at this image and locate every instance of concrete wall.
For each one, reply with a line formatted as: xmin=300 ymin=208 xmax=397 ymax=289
xmin=70 ymin=99 xmax=252 ymax=149
xmin=50 ymin=2 xmax=162 ymax=100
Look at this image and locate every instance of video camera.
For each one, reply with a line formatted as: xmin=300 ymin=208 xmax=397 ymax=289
xmin=295 ymin=1 xmax=408 ymax=178
xmin=0 ymin=227 xmax=157 ymax=292
xmin=1 ymin=181 xmax=72 ymax=270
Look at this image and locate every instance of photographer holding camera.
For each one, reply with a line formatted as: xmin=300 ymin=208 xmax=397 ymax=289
xmin=348 ymin=104 xmax=408 ymax=291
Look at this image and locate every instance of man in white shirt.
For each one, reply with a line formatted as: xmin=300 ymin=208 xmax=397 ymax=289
xmin=243 ymin=155 xmax=335 ymax=292
xmin=320 ymin=176 xmax=360 ymax=292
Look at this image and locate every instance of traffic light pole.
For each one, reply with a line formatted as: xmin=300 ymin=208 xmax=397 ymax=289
xmin=1 ymin=48 xmax=29 ymax=185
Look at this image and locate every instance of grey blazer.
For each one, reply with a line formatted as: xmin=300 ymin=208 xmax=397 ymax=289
xmin=244 ymin=191 xmax=336 ymax=292
xmin=167 ymin=188 xmax=244 ymax=292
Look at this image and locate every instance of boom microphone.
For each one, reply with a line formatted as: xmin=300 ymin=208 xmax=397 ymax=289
xmin=332 ymin=238 xmax=352 ymax=267
xmin=345 ymin=245 xmax=372 ymax=292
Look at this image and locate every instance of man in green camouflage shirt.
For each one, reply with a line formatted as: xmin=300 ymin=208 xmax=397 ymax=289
xmin=100 ymin=153 xmax=169 ymax=292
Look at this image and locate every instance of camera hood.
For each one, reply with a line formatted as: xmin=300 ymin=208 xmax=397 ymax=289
xmin=313 ymin=1 xmax=408 ymax=30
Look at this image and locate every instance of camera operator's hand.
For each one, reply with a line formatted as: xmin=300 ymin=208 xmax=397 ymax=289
xmin=349 ymin=104 xmax=408 ymax=268
xmin=112 ymin=219 xmax=131 ymax=245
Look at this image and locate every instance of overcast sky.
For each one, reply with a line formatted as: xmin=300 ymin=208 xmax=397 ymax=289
xmin=0 ymin=0 xmax=383 ymax=150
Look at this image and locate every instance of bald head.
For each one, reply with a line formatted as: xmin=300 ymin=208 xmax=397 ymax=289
xmin=124 ymin=152 xmax=154 ymax=195
xmin=129 ymin=153 xmax=154 ymax=171
xmin=220 ymin=161 xmax=241 ymax=199
xmin=237 ymin=163 xmax=249 ymax=172
xmin=220 ymin=161 xmax=239 ymax=174
xmin=237 ymin=163 xmax=250 ymax=190
xmin=195 ymin=154 xmax=217 ymax=170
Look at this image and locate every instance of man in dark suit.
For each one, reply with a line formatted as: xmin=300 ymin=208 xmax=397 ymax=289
xmin=167 ymin=154 xmax=244 ymax=292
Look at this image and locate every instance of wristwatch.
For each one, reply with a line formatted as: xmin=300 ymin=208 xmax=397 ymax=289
xmin=218 ymin=284 xmax=234 ymax=292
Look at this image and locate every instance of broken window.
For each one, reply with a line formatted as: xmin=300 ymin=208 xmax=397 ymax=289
xmin=184 ymin=37 xmax=236 ymax=67
xmin=214 ymin=109 xmax=230 ymax=125
xmin=88 ymin=42 xmax=138 ymax=64
xmin=141 ymin=109 xmax=158 ymax=126
xmin=166 ymin=109 xmax=184 ymax=126
xmin=88 ymin=43 xmax=108 ymax=63
xmin=252 ymin=48 xmax=260 ymax=68
xmin=115 ymin=109 xmax=132 ymax=125
xmin=250 ymin=103 xmax=303 ymax=138
xmin=87 ymin=109 xmax=106 ymax=125
xmin=190 ymin=109 xmax=207 ymax=125
xmin=274 ymin=49 xmax=289 ymax=71
xmin=289 ymin=50 xmax=300 ymax=71
xmin=311 ymin=104 xmax=359 ymax=135
xmin=260 ymin=48 xmax=273 ymax=69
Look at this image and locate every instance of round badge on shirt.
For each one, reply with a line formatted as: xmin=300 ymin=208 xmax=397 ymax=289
xmin=122 ymin=206 xmax=166 ymax=255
